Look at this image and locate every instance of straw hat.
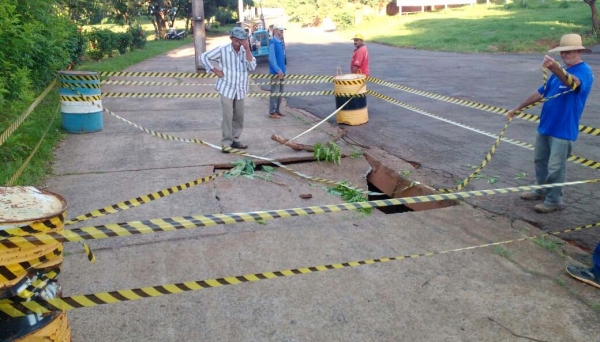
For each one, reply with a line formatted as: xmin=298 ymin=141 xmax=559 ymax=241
xmin=548 ymin=34 xmax=585 ymax=53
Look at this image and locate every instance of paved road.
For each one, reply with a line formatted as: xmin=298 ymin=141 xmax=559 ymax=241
xmin=255 ymin=26 xmax=600 ymax=252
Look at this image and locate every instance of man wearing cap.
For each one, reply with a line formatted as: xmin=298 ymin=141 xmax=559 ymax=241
xmin=268 ymin=24 xmax=287 ymax=119
xmin=508 ymin=33 xmax=594 ymax=213
xmin=350 ymin=33 xmax=369 ymax=76
xmin=200 ymin=27 xmax=257 ymax=151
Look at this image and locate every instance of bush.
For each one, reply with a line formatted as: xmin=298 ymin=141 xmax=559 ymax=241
xmin=332 ymin=8 xmax=354 ymax=30
xmin=128 ymin=24 xmax=147 ymax=50
xmin=214 ymin=7 xmax=237 ymax=25
xmin=117 ymin=32 xmax=132 ymax=54
xmin=0 ymin=0 xmax=77 ymax=104
xmin=88 ymin=28 xmax=118 ymax=58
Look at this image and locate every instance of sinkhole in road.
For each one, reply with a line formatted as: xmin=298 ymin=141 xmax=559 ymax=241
xmin=365 ymin=155 xmax=457 ymax=213
xmin=367 ymin=181 xmax=413 ymax=214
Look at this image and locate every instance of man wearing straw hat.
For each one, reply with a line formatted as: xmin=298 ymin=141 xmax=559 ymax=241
xmin=351 ymin=33 xmax=369 ymax=76
xmin=200 ymin=27 xmax=257 ymax=151
xmin=507 ymin=33 xmax=593 ymax=213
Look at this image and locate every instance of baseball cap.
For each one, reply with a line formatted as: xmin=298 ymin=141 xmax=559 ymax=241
xmin=231 ymin=27 xmax=248 ymax=39
xmin=274 ymin=24 xmax=286 ymax=31
xmin=352 ymin=33 xmax=364 ymax=41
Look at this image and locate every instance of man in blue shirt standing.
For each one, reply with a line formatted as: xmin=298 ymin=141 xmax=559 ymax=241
xmin=268 ymin=24 xmax=287 ymax=119
xmin=508 ymin=33 xmax=594 ymax=213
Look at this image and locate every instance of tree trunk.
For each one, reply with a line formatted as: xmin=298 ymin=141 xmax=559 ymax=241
xmin=584 ymin=0 xmax=600 ymax=36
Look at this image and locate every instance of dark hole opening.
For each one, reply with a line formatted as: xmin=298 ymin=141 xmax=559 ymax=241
xmin=367 ymin=181 xmax=413 ymax=214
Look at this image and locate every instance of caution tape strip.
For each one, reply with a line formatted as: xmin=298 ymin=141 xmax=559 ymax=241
xmin=0 ymin=212 xmax=95 ymax=263
xmin=58 ymin=74 xmax=100 ymax=81
xmin=97 ymin=71 xmax=334 ymax=82
xmin=101 ymin=79 xmax=332 ymax=87
xmin=100 ymin=91 xmax=345 ymax=99
xmin=1 ymin=219 xmax=598 ymax=317
xmin=0 ymin=79 xmax=57 ymax=148
xmin=0 ymin=247 xmax=62 ymax=284
xmin=0 ymin=179 xmax=598 ymax=249
xmin=6 ymin=104 xmax=59 ymax=186
xmin=60 ymin=81 xmax=100 ymax=89
xmin=366 ymin=76 xmax=600 ymax=137
xmin=0 ymin=269 xmax=61 ymax=303
xmin=65 ymin=171 xmax=229 ymax=225
xmin=367 ymin=90 xmax=600 ymax=172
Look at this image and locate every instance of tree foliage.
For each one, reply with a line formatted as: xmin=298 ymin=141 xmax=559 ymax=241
xmin=583 ymin=0 xmax=600 ymax=36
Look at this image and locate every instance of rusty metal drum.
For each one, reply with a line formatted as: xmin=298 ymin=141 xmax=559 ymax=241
xmin=0 ymin=186 xmax=71 ymax=341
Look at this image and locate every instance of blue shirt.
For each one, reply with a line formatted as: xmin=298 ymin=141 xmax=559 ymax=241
xmin=268 ymin=36 xmax=286 ymax=75
xmin=537 ymin=62 xmax=594 ymax=141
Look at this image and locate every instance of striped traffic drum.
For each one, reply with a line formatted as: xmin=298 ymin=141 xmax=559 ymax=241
xmin=333 ymin=73 xmax=368 ymax=125
xmin=0 ymin=186 xmax=71 ymax=341
xmin=58 ymin=70 xmax=103 ymax=133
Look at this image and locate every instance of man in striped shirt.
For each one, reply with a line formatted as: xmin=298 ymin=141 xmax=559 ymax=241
xmin=200 ymin=27 xmax=257 ymax=151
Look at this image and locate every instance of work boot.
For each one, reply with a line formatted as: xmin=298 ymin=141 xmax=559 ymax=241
xmin=520 ymin=192 xmax=544 ymax=201
xmin=534 ymin=203 xmax=562 ymax=213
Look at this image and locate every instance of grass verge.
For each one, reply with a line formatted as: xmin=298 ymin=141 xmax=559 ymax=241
xmin=352 ymin=0 xmax=595 ymax=53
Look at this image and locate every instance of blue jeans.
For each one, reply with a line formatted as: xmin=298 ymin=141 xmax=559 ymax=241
xmin=593 ymin=243 xmax=600 ymax=278
xmin=531 ymin=132 xmax=572 ymax=206
xmin=269 ymin=78 xmax=284 ymax=114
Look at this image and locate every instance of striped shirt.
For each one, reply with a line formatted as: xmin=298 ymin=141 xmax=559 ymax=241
xmin=200 ymin=43 xmax=257 ymax=100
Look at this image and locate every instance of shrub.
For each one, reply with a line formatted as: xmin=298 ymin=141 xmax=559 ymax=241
xmin=117 ymin=32 xmax=132 ymax=54
xmin=128 ymin=24 xmax=147 ymax=50
xmin=332 ymin=8 xmax=354 ymax=30
xmin=88 ymin=28 xmax=118 ymax=58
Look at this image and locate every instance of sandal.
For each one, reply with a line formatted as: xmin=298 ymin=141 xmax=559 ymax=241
xmin=275 ymin=112 xmax=285 ymax=116
xmin=269 ymin=113 xmax=281 ymax=119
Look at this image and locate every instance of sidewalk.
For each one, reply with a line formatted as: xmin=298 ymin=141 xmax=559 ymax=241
xmin=46 ymin=36 xmax=600 ymax=341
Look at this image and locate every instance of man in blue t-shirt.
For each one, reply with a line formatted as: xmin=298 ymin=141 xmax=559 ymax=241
xmin=508 ymin=33 xmax=594 ymax=214
xmin=268 ymin=24 xmax=287 ymax=119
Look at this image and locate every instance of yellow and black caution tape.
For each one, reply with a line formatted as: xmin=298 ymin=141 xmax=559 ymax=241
xmin=367 ymin=76 xmax=600 ymax=136
xmin=0 ymin=269 xmax=61 ymax=303
xmin=367 ymin=90 xmax=600 ymax=172
xmin=60 ymin=81 xmax=100 ymax=89
xmin=101 ymin=79 xmax=332 ymax=87
xmin=101 ymin=90 xmax=340 ymax=99
xmin=0 ymin=247 xmax=62 ymax=285
xmin=6 ymin=104 xmax=59 ymax=186
xmin=1 ymin=219 xmax=598 ymax=318
xmin=438 ymin=118 xmax=513 ymax=193
xmin=0 ymin=211 xmax=95 ymax=263
xmin=59 ymin=94 xmax=103 ymax=102
xmin=1 ymin=179 xmax=598 ymax=249
xmin=59 ymin=74 xmax=99 ymax=81
xmin=65 ymin=170 xmax=229 ymax=225
xmin=98 ymin=71 xmax=334 ymax=82
xmin=0 ymin=79 xmax=57 ymax=148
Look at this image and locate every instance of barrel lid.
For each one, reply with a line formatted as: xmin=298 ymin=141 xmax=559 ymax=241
xmin=0 ymin=187 xmax=67 ymax=224
xmin=334 ymin=73 xmax=366 ymax=80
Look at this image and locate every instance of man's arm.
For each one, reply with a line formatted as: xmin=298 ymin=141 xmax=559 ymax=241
xmin=544 ymin=55 xmax=581 ymax=90
xmin=241 ymin=40 xmax=257 ymax=71
xmin=200 ymin=47 xmax=222 ymax=76
xmin=507 ymin=90 xmax=543 ymax=119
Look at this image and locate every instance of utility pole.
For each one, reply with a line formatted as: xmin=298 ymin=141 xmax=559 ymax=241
xmin=238 ymin=0 xmax=244 ymax=23
xmin=192 ymin=0 xmax=206 ymax=71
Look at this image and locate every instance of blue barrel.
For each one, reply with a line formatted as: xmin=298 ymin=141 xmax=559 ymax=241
xmin=58 ymin=71 xmax=103 ymax=133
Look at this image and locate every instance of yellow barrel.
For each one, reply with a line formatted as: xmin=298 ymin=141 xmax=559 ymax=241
xmin=333 ymin=73 xmax=368 ymax=125
xmin=0 ymin=186 xmax=70 ymax=342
